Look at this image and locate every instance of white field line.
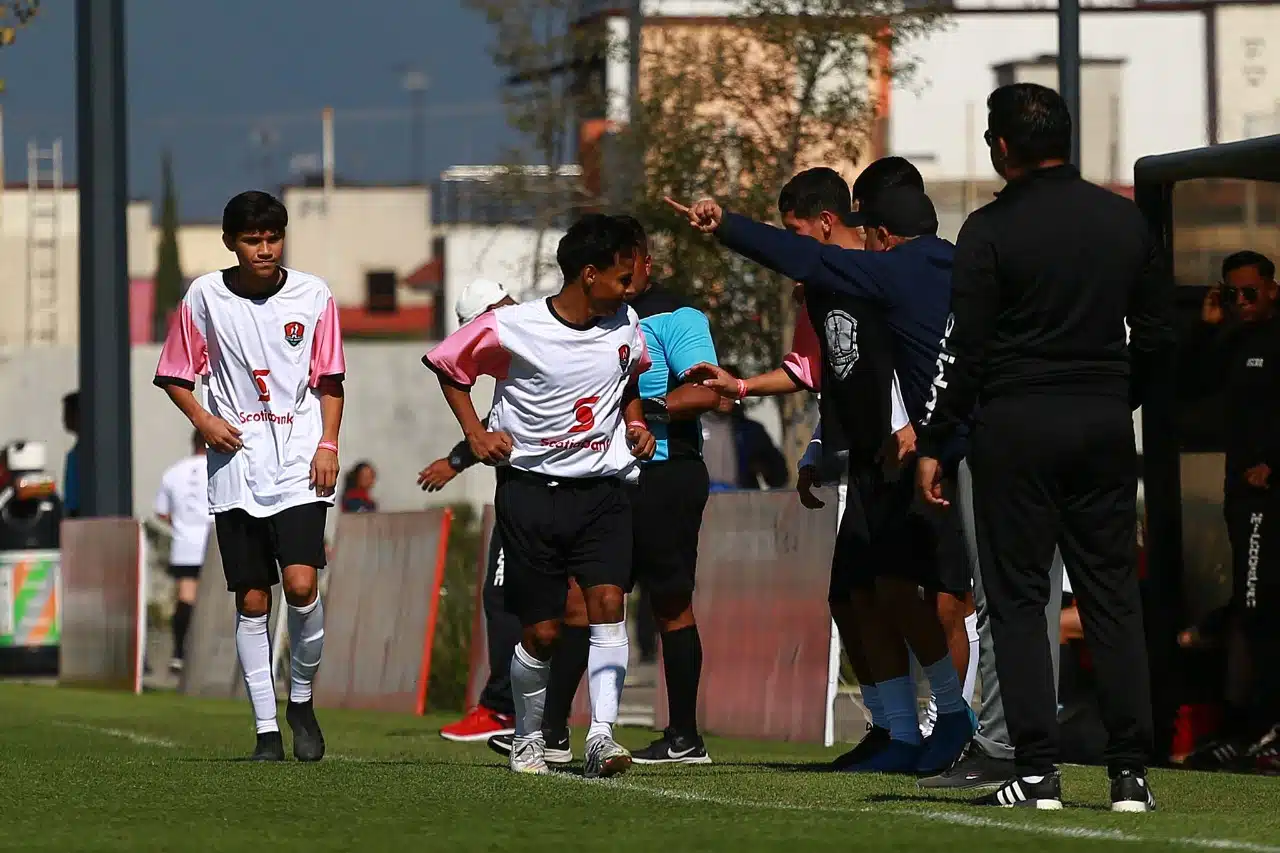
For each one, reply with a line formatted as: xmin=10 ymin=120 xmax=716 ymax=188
xmin=557 ymin=775 xmax=1280 ymax=853
xmin=52 ymin=721 xmax=178 ymax=749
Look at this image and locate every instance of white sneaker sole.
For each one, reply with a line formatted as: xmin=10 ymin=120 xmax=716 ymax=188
xmin=1111 ymin=801 xmax=1154 ymax=813
xmin=997 ymin=799 xmax=1063 ymax=810
xmin=440 ymin=727 xmax=515 ymax=743
xmin=510 ymin=762 xmax=551 ymax=775
xmin=632 ymin=753 xmax=713 ymax=765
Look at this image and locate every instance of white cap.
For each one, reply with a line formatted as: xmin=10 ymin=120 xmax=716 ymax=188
xmin=455 ymin=278 xmax=510 ymax=325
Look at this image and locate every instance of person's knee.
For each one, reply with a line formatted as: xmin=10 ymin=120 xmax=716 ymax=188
xmin=236 ymin=588 xmax=271 ymax=617
xmin=585 ymin=584 xmax=626 ymax=624
xmin=281 ymin=565 xmax=318 ymax=607
xmin=651 ymin=590 xmax=694 ymax=630
xmin=523 ymin=621 xmax=561 ymax=658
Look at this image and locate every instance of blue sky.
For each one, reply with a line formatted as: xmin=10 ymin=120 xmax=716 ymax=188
xmin=0 ymin=0 xmax=515 ymax=219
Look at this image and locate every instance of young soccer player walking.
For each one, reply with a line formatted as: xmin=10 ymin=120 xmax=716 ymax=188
xmin=155 ymin=191 xmax=345 ymax=762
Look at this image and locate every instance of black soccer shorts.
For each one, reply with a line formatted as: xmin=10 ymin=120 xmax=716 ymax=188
xmin=494 ymin=467 xmax=632 ymax=627
xmin=213 ymin=501 xmax=329 ymax=592
xmin=828 ymin=461 xmax=971 ymax=601
xmin=630 ymin=457 xmax=710 ymax=598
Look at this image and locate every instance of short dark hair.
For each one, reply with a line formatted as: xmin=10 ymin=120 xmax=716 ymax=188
xmin=613 ymin=214 xmax=647 ymax=252
xmin=1222 ymin=250 xmax=1276 ymax=280
xmin=987 ymin=83 xmax=1072 ymax=165
xmin=851 ymin=157 xmax=924 ymax=207
xmin=778 ymin=168 xmax=851 ymax=219
xmin=556 ymin=214 xmax=635 ymax=281
xmin=62 ymin=391 xmax=79 ymax=411
xmin=222 ymin=191 xmax=288 ymax=236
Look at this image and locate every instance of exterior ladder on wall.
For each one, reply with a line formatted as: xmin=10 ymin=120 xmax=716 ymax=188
xmin=26 ymin=139 xmax=62 ymax=347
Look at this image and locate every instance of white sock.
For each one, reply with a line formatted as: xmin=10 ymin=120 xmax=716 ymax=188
xmin=510 ymin=643 xmax=550 ymax=738
xmin=587 ymin=621 xmax=628 ymax=741
xmin=963 ymin=611 xmax=980 ymax=707
xmin=235 ymin=612 xmax=278 ymax=734
xmin=287 ymin=595 xmax=325 ymax=704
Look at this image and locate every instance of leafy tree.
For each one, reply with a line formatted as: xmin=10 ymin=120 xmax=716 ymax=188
xmin=153 ymin=152 xmax=185 ymax=341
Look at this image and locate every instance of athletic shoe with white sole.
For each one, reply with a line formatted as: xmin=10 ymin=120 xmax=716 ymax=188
xmin=439 ymin=705 xmax=516 ymax=743
xmin=975 ymin=772 xmax=1063 ymax=809
xmin=509 ymin=734 xmax=551 ymax=775
xmin=487 ymin=730 xmax=574 ymax=765
xmin=583 ymin=734 xmax=632 ymax=779
xmin=1110 ymin=770 xmax=1156 ymax=812
xmin=632 ymin=729 xmax=712 ymax=765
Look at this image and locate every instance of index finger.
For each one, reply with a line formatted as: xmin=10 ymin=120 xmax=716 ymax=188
xmin=663 ymin=196 xmax=691 ymax=216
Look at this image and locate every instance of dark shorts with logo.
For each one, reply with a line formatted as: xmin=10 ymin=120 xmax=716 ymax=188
xmin=214 ymin=501 xmax=329 ymax=592
xmin=829 ymin=460 xmax=971 ymax=601
xmin=495 ymin=468 xmax=631 ymax=626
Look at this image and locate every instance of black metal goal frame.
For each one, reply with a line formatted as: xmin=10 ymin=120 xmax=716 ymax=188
xmin=1133 ymin=134 xmax=1280 ymax=760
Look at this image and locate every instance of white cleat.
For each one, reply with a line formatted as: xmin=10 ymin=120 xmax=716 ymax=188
xmin=509 ymin=734 xmax=551 ymax=775
xmin=584 ymin=735 xmax=632 ymax=779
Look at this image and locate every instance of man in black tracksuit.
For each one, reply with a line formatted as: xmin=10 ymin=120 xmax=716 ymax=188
xmin=915 ymin=83 xmax=1174 ymax=811
xmin=1181 ymin=250 xmax=1280 ymax=773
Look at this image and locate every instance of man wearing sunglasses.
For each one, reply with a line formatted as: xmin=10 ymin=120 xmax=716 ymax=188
xmin=1184 ymin=250 xmax=1280 ymax=775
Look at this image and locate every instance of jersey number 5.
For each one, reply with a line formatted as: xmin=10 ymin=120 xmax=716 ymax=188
xmin=568 ymin=396 xmax=599 ymax=433
xmin=253 ymin=369 xmax=271 ymax=402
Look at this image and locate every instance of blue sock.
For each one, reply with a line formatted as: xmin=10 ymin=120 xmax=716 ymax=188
xmin=878 ymin=675 xmax=922 ymax=745
xmin=923 ymin=655 xmax=966 ymax=716
xmin=861 ymin=684 xmax=887 ymax=729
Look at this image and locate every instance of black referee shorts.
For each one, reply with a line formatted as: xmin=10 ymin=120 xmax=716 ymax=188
xmin=495 ymin=468 xmax=632 ymax=627
xmin=830 ymin=461 xmax=970 ymax=601
xmin=630 ymin=457 xmax=710 ymax=598
xmin=213 ymin=502 xmax=329 ymax=593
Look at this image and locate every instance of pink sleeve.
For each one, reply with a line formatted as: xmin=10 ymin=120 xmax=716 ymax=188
xmin=630 ymin=328 xmax=653 ymax=378
xmin=781 ymin=310 xmax=821 ymax=391
xmin=423 ymin=311 xmax=511 ymax=387
xmin=309 ymin=297 xmax=347 ymax=387
xmin=154 ymin=301 xmax=209 ymax=388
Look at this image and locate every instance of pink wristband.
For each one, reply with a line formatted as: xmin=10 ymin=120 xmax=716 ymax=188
xmin=317 ymin=441 xmax=338 ymax=454
xmin=627 ymin=420 xmax=648 ymax=432
xmin=735 ymin=378 xmax=748 ymax=399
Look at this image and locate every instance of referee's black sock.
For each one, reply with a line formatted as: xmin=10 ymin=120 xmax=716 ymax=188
xmin=543 ymin=625 xmax=589 ymax=735
xmin=172 ymin=601 xmax=193 ymax=661
xmin=662 ymin=624 xmax=702 ymax=738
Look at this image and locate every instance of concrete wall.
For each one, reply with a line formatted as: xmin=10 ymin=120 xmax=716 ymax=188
xmin=1215 ymin=4 xmax=1280 ymax=141
xmin=439 ymin=225 xmax=567 ymax=335
xmin=889 ymin=11 xmax=1209 ymax=181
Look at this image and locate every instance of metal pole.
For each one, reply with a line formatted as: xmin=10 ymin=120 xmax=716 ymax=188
xmin=1057 ymin=0 xmax=1082 ymax=168
xmin=75 ymin=0 xmax=132 ymax=517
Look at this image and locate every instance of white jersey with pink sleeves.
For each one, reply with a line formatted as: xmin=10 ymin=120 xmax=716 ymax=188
xmin=154 ymin=268 xmax=346 ymax=518
xmin=424 ymin=297 xmax=651 ymax=480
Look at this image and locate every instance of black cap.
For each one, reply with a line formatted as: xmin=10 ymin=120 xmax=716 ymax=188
xmin=842 ymin=186 xmax=938 ymax=237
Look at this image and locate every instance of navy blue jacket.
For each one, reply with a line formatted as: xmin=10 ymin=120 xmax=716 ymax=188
xmin=716 ymin=214 xmax=959 ymax=460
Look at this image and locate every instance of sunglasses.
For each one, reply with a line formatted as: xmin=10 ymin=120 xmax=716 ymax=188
xmin=1221 ymin=283 xmax=1260 ymax=303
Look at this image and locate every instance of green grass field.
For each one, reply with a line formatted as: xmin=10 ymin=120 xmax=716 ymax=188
xmin=2 ymin=683 xmax=1278 ymax=852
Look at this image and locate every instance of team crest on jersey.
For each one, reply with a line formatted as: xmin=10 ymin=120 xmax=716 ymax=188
xmin=618 ymin=344 xmax=631 ymax=373
xmin=283 ymin=322 xmax=305 ymax=348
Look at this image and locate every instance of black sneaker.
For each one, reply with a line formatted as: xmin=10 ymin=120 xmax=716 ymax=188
xmin=974 ymin=772 xmax=1063 ymax=809
xmin=918 ymin=739 xmax=1015 ymax=791
xmin=1110 ymin=769 xmax=1156 ymax=812
xmin=286 ymin=701 xmax=326 ymax=762
xmin=831 ymin=725 xmax=890 ymax=770
xmin=487 ymin=729 xmax=574 ymax=765
xmin=250 ymin=730 xmax=285 ymax=761
xmin=632 ymin=729 xmax=712 ymax=765
xmin=1183 ymin=737 xmax=1247 ymax=772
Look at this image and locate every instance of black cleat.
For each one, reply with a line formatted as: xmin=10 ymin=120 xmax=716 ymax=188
xmin=1110 ymin=769 xmax=1156 ymax=813
xmin=1183 ymin=737 xmax=1248 ymax=772
xmin=632 ymin=729 xmax=712 ymax=765
xmin=250 ymin=730 xmax=285 ymax=761
xmin=918 ymin=739 xmax=1014 ymax=791
xmin=487 ymin=729 xmax=573 ymax=765
xmin=974 ymin=772 xmax=1063 ymax=809
xmin=831 ymin=725 xmax=890 ymax=771
xmin=286 ymin=701 xmax=326 ymax=762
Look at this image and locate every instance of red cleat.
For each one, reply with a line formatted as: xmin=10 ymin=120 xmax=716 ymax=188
xmin=439 ymin=706 xmax=516 ymax=743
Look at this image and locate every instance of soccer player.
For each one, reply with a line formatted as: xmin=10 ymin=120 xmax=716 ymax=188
xmin=423 ymin=214 xmax=656 ymax=777
xmin=154 ymin=429 xmax=212 ymax=674
xmin=421 ymin=278 xmax=520 ymax=744
xmin=154 ymin=191 xmax=345 ymax=762
xmin=669 ymin=186 xmax=973 ymax=774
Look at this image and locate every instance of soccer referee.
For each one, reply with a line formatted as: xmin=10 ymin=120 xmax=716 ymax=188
xmin=915 ymin=83 xmax=1174 ymax=811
